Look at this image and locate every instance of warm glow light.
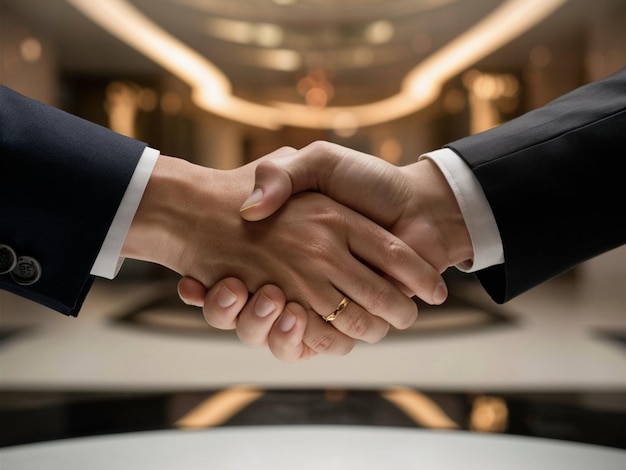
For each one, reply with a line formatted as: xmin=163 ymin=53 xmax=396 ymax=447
xmin=470 ymin=396 xmax=509 ymax=433
xmin=20 ymin=37 xmax=42 ymax=63
xmin=67 ymin=0 xmax=567 ymax=130
xmin=380 ymin=137 xmax=403 ymax=163
xmin=205 ymin=18 xmax=284 ymax=47
xmin=381 ymin=388 xmax=459 ymax=429
xmin=365 ymin=20 xmax=394 ymax=45
xmin=175 ymin=386 xmax=264 ymax=429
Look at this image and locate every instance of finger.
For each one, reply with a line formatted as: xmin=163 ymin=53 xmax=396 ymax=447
xmin=235 ymin=285 xmax=286 ymax=348
xmin=266 ymin=302 xmax=311 ymax=362
xmin=293 ymin=208 xmax=423 ymax=331
xmin=177 ymin=276 xmax=209 ymax=307
xmin=347 ymin=217 xmax=447 ymax=308
xmin=301 ymin=308 xmax=356 ymax=356
xmin=240 ymin=141 xmax=392 ymax=223
xmin=240 ymin=159 xmax=294 ymax=221
xmin=200 ymin=278 xmax=250 ymax=330
xmin=318 ymin=292 xmax=392 ymax=343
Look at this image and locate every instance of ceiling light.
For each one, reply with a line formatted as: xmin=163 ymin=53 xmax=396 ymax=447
xmin=254 ymin=23 xmax=284 ymax=47
xmin=68 ymin=0 xmax=568 ymax=130
xmin=257 ymin=49 xmax=301 ymax=71
xmin=364 ymin=20 xmax=394 ymax=45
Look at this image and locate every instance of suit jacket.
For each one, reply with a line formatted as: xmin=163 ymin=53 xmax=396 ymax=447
xmin=447 ymin=67 xmax=626 ymax=303
xmin=0 ymin=85 xmax=146 ymax=316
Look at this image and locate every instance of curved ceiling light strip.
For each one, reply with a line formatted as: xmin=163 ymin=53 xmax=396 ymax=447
xmin=67 ymin=0 xmax=567 ymax=130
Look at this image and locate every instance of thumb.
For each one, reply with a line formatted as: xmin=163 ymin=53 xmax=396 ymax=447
xmin=239 ymin=160 xmax=295 ymax=221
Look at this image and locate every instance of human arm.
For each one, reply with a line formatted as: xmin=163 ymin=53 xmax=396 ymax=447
xmin=446 ymin=66 xmax=626 ymax=301
xmin=1 ymin=86 xmax=448 ymax=359
xmin=194 ymin=67 xmax=626 ymax=315
xmin=0 ymin=85 xmax=146 ymax=315
xmin=185 ymin=67 xmax=626 ymax=354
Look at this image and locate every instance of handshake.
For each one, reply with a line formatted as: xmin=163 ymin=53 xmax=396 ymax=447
xmin=123 ymin=141 xmax=475 ymax=362
xmin=123 ymin=68 xmax=626 ymax=362
xmin=4 ymin=69 xmax=622 ymax=361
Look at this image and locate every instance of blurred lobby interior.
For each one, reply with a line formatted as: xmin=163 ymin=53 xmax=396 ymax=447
xmin=1 ymin=0 xmax=625 ymax=465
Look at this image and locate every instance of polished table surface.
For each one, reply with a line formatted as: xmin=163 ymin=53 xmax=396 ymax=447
xmin=2 ymin=426 xmax=625 ymax=470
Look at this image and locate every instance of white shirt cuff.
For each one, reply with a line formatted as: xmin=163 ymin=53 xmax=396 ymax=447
xmin=90 ymin=147 xmax=160 ymax=279
xmin=419 ymin=148 xmax=504 ymax=272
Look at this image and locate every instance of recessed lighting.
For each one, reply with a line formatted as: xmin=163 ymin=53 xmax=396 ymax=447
xmin=68 ymin=0 xmax=567 ymax=129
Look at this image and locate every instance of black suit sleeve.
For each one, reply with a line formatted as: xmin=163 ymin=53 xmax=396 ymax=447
xmin=446 ymin=67 xmax=626 ymax=303
xmin=0 ymin=85 xmax=147 ymax=316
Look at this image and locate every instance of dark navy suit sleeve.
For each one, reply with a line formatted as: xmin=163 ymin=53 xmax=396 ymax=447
xmin=0 ymin=85 xmax=147 ymax=316
xmin=446 ymin=67 xmax=626 ymax=303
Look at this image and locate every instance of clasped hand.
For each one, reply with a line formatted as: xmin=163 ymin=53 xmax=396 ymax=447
xmin=171 ymin=142 xmax=473 ymax=361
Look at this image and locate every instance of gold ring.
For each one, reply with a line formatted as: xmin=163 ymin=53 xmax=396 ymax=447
xmin=324 ymin=296 xmax=350 ymax=322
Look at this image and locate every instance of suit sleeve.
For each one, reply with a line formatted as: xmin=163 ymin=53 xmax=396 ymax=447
xmin=0 ymin=85 xmax=147 ymax=316
xmin=445 ymin=67 xmax=626 ymax=303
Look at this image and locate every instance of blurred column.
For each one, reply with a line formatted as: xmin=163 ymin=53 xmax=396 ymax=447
xmin=193 ymin=114 xmax=245 ymax=169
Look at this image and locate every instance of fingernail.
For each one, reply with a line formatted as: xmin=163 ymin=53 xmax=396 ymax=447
xmin=433 ymin=282 xmax=448 ymax=305
xmin=278 ymin=311 xmax=296 ymax=332
xmin=240 ymin=188 xmax=263 ymax=212
xmin=255 ymin=292 xmax=276 ymax=317
xmin=216 ymin=284 xmax=237 ymax=308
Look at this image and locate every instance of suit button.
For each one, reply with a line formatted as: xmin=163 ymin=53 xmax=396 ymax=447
xmin=0 ymin=244 xmax=18 ymax=275
xmin=10 ymin=256 xmax=42 ymax=286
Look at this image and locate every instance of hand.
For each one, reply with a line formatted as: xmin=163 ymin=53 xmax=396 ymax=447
xmin=179 ymin=141 xmax=472 ymax=360
xmin=124 ymin=147 xmax=446 ymax=356
xmin=240 ymin=141 xmax=473 ymax=273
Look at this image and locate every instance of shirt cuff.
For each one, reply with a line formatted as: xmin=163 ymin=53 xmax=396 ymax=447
xmin=419 ymin=148 xmax=504 ymax=272
xmin=90 ymin=147 xmax=160 ymax=279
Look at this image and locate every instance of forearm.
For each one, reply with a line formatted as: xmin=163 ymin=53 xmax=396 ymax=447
xmin=447 ymin=67 xmax=626 ymax=302
xmin=0 ymin=85 xmax=146 ymax=315
xmin=122 ymin=154 xmax=215 ymax=275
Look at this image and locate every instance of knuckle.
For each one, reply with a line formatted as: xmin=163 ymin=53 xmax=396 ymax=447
xmin=306 ymin=140 xmax=332 ymax=153
xmin=306 ymin=332 xmax=335 ymax=353
xmin=304 ymin=238 xmax=334 ymax=263
xmin=383 ymin=238 xmax=410 ymax=269
xmin=341 ymin=312 xmax=373 ymax=340
xmin=365 ymin=282 xmax=395 ymax=315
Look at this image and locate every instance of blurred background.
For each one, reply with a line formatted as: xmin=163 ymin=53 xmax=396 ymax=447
xmin=1 ymin=0 xmax=625 ymax=452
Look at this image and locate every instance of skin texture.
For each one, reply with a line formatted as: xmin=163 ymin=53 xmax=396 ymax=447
xmin=178 ymin=141 xmax=473 ymax=361
xmin=123 ymin=146 xmax=446 ymax=358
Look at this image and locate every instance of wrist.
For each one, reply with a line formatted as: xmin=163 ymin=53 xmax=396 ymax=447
xmin=121 ymin=155 xmax=213 ymax=274
xmin=403 ymin=158 xmax=474 ymax=270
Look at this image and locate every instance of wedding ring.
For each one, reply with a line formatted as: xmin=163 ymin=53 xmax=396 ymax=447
xmin=324 ymin=296 xmax=350 ymax=322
